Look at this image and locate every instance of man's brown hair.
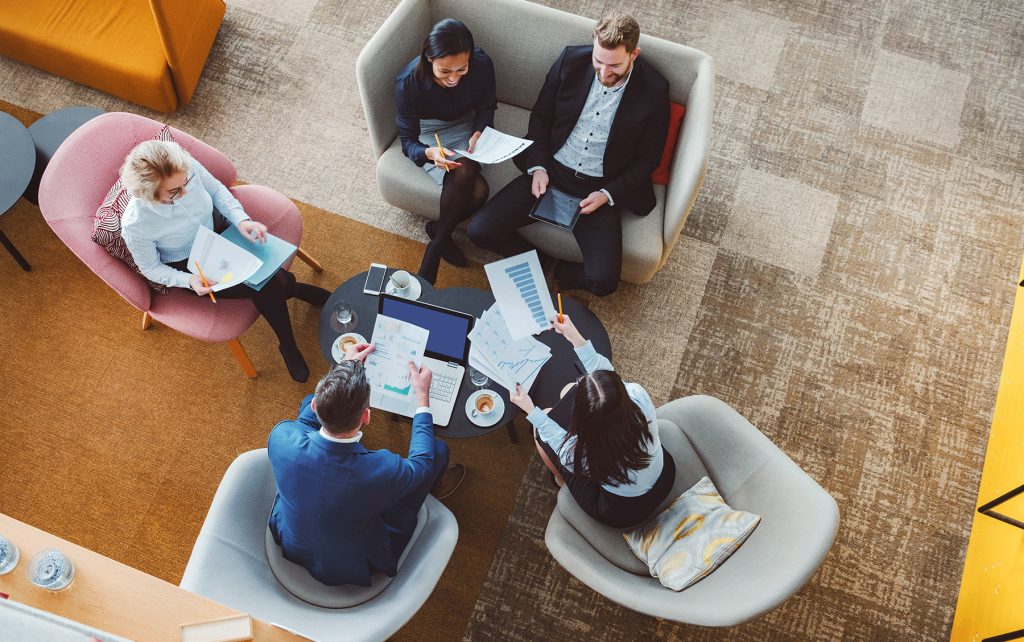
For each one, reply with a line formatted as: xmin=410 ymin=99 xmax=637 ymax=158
xmin=314 ymin=360 xmax=370 ymax=434
xmin=593 ymin=12 xmax=640 ymax=52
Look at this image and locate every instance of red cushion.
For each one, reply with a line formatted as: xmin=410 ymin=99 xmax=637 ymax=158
xmin=651 ymin=102 xmax=686 ymax=186
xmin=91 ymin=126 xmax=179 ymax=294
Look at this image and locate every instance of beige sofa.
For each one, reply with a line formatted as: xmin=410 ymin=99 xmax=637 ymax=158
xmin=356 ymin=0 xmax=713 ymax=284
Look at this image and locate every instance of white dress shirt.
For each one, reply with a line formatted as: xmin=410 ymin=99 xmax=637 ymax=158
xmin=526 ymin=340 xmax=663 ymax=497
xmin=120 ymin=157 xmax=250 ymax=288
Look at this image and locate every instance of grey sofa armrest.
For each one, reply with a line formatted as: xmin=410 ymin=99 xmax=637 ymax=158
xmin=662 ymin=56 xmax=714 ymax=259
xmin=355 ymin=0 xmax=431 ymax=158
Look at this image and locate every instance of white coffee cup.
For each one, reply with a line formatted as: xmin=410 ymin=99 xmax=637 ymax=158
xmin=390 ymin=270 xmax=413 ymax=295
xmin=471 ymin=392 xmax=496 ymax=418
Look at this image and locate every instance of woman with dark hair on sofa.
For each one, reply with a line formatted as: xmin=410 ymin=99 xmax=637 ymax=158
xmin=509 ymin=315 xmax=677 ymax=528
xmin=395 ymin=18 xmax=497 ymax=284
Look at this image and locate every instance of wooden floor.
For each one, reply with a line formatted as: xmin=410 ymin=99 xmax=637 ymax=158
xmin=952 ymin=257 xmax=1024 ymax=641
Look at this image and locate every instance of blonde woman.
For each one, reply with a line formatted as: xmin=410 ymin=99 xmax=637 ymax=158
xmin=119 ymin=140 xmax=329 ymax=382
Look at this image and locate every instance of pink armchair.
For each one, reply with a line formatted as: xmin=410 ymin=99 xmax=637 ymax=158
xmin=38 ymin=112 xmax=323 ymax=377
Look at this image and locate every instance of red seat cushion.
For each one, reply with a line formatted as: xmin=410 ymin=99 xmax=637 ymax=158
xmin=91 ymin=126 xmax=181 ymax=294
xmin=651 ymin=102 xmax=686 ymax=186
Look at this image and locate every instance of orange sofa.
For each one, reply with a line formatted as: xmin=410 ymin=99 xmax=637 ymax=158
xmin=0 ymin=0 xmax=225 ymax=112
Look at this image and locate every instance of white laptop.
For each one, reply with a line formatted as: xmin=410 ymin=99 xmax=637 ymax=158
xmin=372 ymin=294 xmax=474 ymax=427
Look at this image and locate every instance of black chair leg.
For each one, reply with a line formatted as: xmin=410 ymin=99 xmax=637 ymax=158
xmin=506 ymin=421 xmax=519 ymax=443
xmin=0 ymin=230 xmax=30 ymax=271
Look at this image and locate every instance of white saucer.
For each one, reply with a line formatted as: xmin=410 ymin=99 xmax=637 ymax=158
xmin=384 ymin=277 xmax=422 ymax=301
xmin=465 ymin=390 xmax=505 ymax=428
xmin=331 ymin=332 xmax=367 ymax=363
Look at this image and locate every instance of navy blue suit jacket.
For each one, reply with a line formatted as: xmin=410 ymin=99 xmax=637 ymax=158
xmin=268 ymin=394 xmax=439 ymax=586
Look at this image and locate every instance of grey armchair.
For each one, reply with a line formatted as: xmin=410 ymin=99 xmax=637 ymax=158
xmin=544 ymin=395 xmax=839 ymax=626
xmin=180 ymin=449 xmax=458 ymax=641
xmin=355 ymin=0 xmax=713 ymax=284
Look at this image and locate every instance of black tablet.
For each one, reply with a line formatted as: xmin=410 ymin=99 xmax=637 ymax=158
xmin=528 ymin=187 xmax=582 ymax=230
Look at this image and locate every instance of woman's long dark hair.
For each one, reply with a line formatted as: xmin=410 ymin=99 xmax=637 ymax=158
xmin=565 ymin=370 xmax=653 ymax=486
xmin=417 ymin=19 xmax=474 ymax=81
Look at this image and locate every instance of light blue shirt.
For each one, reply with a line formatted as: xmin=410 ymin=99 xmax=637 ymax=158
xmin=121 ymin=157 xmax=250 ymax=288
xmin=526 ymin=340 xmax=663 ymax=497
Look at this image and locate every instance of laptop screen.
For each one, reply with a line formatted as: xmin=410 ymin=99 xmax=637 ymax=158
xmin=379 ymin=295 xmax=473 ymax=363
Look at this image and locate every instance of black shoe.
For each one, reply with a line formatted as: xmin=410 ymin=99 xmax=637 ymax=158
xmin=432 ymin=463 xmax=467 ymax=500
xmin=426 ymin=221 xmax=468 ymax=268
xmin=279 ymin=344 xmax=310 ymax=383
xmin=293 ymin=283 xmax=330 ymax=306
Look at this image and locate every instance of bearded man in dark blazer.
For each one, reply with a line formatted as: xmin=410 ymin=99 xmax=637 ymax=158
xmin=468 ymin=12 xmax=669 ymax=296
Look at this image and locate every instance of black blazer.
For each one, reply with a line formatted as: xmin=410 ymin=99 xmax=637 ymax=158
xmin=515 ymin=45 xmax=670 ymax=216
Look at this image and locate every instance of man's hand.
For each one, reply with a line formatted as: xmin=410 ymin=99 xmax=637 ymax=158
xmin=531 ymin=169 xmax=549 ymax=198
xmin=579 ymin=190 xmax=609 ymax=215
xmin=468 ymin=130 xmax=482 ymax=153
xmin=425 ymin=147 xmax=462 ymax=171
xmin=510 ymin=383 xmax=536 ymax=414
xmin=238 ymin=219 xmax=268 ymax=244
xmin=188 ymin=273 xmax=215 ymax=296
xmin=552 ymin=314 xmax=586 ymax=348
xmin=408 ymin=361 xmax=433 ymax=407
xmin=343 ymin=342 xmax=374 ymax=363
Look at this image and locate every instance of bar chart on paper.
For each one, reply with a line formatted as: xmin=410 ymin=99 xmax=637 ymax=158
xmin=506 ymin=262 xmax=547 ymax=327
xmin=484 ymin=250 xmax=558 ymax=341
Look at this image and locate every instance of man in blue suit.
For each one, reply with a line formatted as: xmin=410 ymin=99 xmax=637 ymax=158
xmin=268 ymin=342 xmax=451 ymax=587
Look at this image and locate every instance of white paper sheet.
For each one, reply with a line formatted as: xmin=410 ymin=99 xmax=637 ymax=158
xmin=453 ymin=126 xmax=533 ymax=164
xmin=187 ymin=225 xmax=263 ymax=292
xmin=484 ymin=250 xmax=557 ymax=340
xmin=468 ymin=304 xmax=550 ymax=393
xmin=365 ymin=314 xmax=429 ymax=408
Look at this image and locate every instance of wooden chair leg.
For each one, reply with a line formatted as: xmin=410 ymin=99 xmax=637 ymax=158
xmin=296 ymin=246 xmax=324 ymax=273
xmin=141 ymin=311 xmax=153 ymax=331
xmin=227 ymin=338 xmax=258 ymax=378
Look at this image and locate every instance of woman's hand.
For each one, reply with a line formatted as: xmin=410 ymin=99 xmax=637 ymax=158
xmin=238 ymin=220 xmax=268 ymax=244
xmin=188 ymin=273 xmax=216 ymax=296
xmin=510 ymin=383 xmax=536 ymax=414
xmin=425 ymin=146 xmax=461 ymax=171
xmin=552 ymin=314 xmax=586 ymax=348
xmin=468 ymin=130 xmax=482 ymax=153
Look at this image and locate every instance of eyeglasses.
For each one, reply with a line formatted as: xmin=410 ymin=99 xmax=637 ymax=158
xmin=166 ymin=173 xmax=193 ymax=201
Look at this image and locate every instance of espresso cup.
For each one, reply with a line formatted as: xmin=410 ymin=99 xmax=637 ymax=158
xmin=473 ymin=393 xmax=495 ymax=416
xmin=390 ymin=270 xmax=413 ymax=295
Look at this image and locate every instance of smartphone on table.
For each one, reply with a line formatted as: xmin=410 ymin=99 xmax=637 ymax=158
xmin=364 ymin=263 xmax=388 ymax=295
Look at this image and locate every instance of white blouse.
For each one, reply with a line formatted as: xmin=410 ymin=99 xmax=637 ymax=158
xmin=120 ymin=157 xmax=250 ymax=288
xmin=526 ymin=341 xmax=664 ymax=497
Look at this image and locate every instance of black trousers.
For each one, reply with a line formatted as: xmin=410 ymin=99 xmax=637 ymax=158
xmin=167 ymin=257 xmax=300 ymax=350
xmin=467 ymin=162 xmax=623 ymax=296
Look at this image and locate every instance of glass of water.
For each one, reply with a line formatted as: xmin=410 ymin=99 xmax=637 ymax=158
xmin=0 ymin=534 xmax=19 ymax=575
xmin=468 ymin=366 xmax=489 ymax=389
xmin=330 ymin=300 xmax=356 ymax=332
xmin=28 ymin=548 xmax=75 ymax=591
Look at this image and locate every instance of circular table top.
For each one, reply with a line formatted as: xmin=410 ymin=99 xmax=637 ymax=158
xmin=0 ymin=112 xmax=36 ymax=215
xmin=318 ymin=270 xmax=612 ymax=439
xmin=28 ymin=106 xmax=105 ymax=160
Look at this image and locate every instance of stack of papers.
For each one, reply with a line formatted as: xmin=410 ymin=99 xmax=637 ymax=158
xmin=454 ymin=126 xmax=532 ymax=164
xmin=469 ymin=304 xmax=551 ymax=393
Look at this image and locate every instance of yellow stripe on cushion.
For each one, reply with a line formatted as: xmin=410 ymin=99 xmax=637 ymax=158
xmin=703 ymin=537 xmax=737 ymax=565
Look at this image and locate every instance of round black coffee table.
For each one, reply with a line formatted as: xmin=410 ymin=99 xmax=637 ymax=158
xmin=318 ymin=270 xmax=612 ymax=440
xmin=24 ymin=106 xmax=105 ymax=205
xmin=0 ymin=112 xmax=36 ymax=272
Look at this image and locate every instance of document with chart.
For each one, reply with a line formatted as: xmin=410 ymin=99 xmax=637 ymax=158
xmin=484 ymin=250 xmax=558 ymax=340
xmin=468 ymin=303 xmax=551 ymax=393
xmin=365 ymin=314 xmax=429 ymax=410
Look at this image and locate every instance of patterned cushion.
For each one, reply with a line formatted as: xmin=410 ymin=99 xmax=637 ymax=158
xmin=623 ymin=476 xmax=760 ymax=591
xmin=91 ymin=126 xmax=178 ymax=294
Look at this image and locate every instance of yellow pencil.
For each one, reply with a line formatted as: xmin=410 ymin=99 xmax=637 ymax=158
xmin=557 ymin=292 xmax=563 ymax=323
xmin=194 ymin=260 xmax=217 ymax=303
xmin=434 ymin=133 xmax=450 ymax=173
